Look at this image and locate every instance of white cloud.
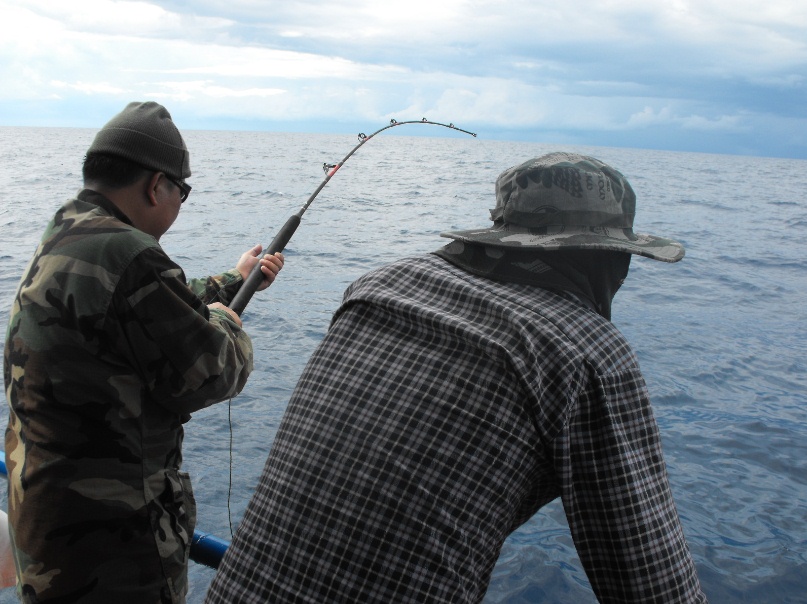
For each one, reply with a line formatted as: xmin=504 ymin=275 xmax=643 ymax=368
xmin=0 ymin=0 xmax=805 ymax=157
xmin=160 ymin=46 xmax=402 ymax=81
xmin=51 ymin=80 xmax=127 ymax=95
xmin=3 ymin=0 xmax=233 ymax=36
xmin=626 ymin=106 xmax=745 ymax=132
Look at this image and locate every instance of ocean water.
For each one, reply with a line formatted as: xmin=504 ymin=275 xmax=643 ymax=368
xmin=0 ymin=126 xmax=805 ymax=603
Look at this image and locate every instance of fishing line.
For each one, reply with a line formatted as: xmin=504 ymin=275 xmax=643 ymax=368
xmin=224 ymin=118 xmax=476 ymax=535
xmin=227 ymin=397 xmax=234 ymax=537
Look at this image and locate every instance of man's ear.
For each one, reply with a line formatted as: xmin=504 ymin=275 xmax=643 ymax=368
xmin=144 ymin=171 xmax=163 ymax=207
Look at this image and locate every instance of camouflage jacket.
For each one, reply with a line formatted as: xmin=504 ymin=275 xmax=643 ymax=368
xmin=4 ymin=189 xmax=254 ymax=603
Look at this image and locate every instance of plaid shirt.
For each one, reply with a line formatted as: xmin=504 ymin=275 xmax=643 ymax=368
xmin=206 ymin=255 xmax=706 ymax=603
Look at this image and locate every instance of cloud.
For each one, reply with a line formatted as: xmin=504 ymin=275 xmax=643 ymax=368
xmin=51 ymin=80 xmax=128 ymax=95
xmin=5 ymin=0 xmax=233 ymax=37
xmin=0 ymin=0 xmax=805 ymax=157
xmin=626 ymin=106 xmax=745 ymax=132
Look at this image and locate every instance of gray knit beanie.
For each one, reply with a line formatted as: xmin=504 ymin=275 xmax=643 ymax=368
xmin=87 ymin=101 xmax=191 ymax=180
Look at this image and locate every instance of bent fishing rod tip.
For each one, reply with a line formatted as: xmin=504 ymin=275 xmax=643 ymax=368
xmin=231 ymin=116 xmax=477 ymax=314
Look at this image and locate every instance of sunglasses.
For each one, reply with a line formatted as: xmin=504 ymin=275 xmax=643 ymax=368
xmin=165 ymin=175 xmax=192 ymax=203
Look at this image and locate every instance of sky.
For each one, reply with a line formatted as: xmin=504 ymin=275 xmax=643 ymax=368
xmin=1 ymin=0 xmax=806 ymax=159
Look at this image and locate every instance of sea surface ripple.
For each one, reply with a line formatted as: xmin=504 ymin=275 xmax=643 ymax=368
xmin=0 ymin=127 xmax=805 ymax=603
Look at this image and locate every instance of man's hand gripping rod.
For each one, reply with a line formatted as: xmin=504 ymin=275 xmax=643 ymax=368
xmin=229 ymin=118 xmax=476 ymax=315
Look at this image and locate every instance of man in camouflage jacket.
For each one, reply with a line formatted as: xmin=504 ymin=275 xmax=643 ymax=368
xmin=4 ymin=102 xmax=283 ymax=603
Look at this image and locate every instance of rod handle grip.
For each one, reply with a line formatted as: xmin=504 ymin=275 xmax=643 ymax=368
xmin=229 ymin=213 xmax=301 ymax=315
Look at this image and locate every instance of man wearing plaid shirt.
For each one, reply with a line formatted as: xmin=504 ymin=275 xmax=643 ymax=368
xmin=206 ymin=153 xmax=707 ymax=603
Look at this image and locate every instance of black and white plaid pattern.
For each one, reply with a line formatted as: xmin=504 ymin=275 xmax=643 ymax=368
xmin=206 ymin=255 xmax=705 ymax=603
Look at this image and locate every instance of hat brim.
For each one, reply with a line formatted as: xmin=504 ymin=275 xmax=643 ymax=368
xmin=441 ymin=224 xmax=685 ymax=262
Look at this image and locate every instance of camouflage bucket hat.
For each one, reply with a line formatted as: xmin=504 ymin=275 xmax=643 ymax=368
xmin=442 ymin=152 xmax=684 ymax=262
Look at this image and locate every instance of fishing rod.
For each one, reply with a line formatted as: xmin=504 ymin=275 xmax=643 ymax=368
xmin=229 ymin=118 xmax=477 ymax=315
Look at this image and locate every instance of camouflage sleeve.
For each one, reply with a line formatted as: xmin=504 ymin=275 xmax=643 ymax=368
xmin=187 ymin=269 xmax=243 ymax=306
xmin=113 ymin=248 xmax=253 ymax=416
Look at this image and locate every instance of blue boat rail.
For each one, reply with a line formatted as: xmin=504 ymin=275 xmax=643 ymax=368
xmin=0 ymin=452 xmax=230 ymax=568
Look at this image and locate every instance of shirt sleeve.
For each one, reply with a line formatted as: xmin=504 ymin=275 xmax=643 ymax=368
xmin=553 ymin=363 xmax=707 ymax=603
xmin=112 ymin=247 xmax=254 ymax=416
xmin=187 ymin=269 xmax=244 ymax=305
